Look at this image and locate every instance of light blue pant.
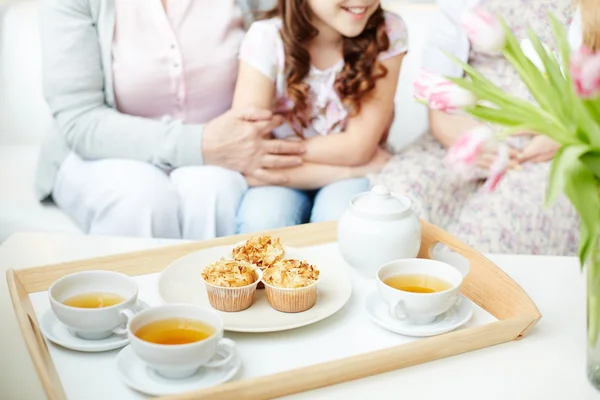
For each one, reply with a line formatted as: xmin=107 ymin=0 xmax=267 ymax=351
xmin=236 ymin=178 xmax=369 ymax=234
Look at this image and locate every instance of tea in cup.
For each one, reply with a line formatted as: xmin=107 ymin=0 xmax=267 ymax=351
xmin=127 ymin=304 xmax=236 ymax=379
xmin=48 ymin=270 xmax=139 ymax=340
xmin=376 ymin=259 xmax=463 ymax=325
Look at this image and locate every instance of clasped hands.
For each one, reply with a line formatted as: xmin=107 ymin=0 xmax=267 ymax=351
xmin=202 ymin=107 xmax=390 ymax=186
xmin=475 ymin=133 xmax=560 ymax=170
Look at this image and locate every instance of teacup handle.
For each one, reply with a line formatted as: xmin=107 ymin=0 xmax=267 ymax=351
xmin=390 ymin=300 xmax=409 ymax=321
xmin=204 ymin=338 xmax=236 ymax=368
xmin=112 ymin=308 xmax=135 ymax=336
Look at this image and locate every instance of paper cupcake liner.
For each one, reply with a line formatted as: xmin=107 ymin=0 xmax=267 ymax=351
xmin=204 ymin=269 xmax=262 ymax=312
xmin=263 ymin=282 xmax=318 ymax=313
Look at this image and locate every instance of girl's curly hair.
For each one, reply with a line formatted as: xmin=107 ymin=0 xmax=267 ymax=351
xmin=265 ymin=1 xmax=390 ymax=136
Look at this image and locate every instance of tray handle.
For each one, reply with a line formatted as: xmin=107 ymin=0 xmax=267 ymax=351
xmin=418 ymin=219 xmax=541 ymax=335
xmin=7 ymin=269 xmax=66 ymax=400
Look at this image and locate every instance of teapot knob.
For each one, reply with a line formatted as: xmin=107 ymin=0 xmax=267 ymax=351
xmin=371 ymin=184 xmax=390 ymax=196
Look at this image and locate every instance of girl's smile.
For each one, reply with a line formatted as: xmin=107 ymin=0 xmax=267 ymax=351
xmin=309 ymin=0 xmax=380 ymax=38
xmin=341 ymin=6 xmax=368 ymax=18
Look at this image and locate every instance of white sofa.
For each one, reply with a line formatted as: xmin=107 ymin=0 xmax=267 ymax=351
xmin=0 ymin=0 xmax=433 ymax=243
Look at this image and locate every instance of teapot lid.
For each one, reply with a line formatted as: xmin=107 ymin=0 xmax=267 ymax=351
xmin=350 ymin=185 xmax=412 ymax=221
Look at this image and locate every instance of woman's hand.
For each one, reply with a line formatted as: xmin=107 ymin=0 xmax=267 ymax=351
xmin=244 ymin=173 xmax=269 ymax=187
xmin=202 ymin=108 xmax=306 ymax=181
xmin=476 ymin=146 xmax=519 ymax=170
xmin=351 ymin=147 xmax=392 ymax=178
xmin=516 ymin=135 xmax=561 ymax=163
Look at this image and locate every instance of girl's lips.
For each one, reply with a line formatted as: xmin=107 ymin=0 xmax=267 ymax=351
xmin=341 ymin=6 xmax=369 ymax=20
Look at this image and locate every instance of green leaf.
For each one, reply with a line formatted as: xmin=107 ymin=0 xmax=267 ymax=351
xmin=549 ymin=14 xmax=573 ymax=83
xmin=573 ymin=100 xmax=600 ymax=145
xmin=581 ymin=150 xmax=600 ymax=179
xmin=465 ymin=106 xmax=529 ymax=126
xmin=580 ymin=223 xmax=593 ymax=268
xmin=546 ymin=145 xmax=591 ymax=206
xmin=562 ymin=161 xmax=600 ymax=267
xmin=497 ymin=125 xmax=542 ymax=139
xmin=547 ymin=15 xmax=600 ymax=146
xmin=500 ymin=20 xmax=557 ymax=113
xmin=445 ymin=53 xmax=573 ymax=142
xmin=526 ymin=28 xmax=570 ymax=120
xmin=443 ymin=52 xmax=540 ymax=114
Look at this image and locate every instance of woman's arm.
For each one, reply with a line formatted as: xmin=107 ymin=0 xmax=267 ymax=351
xmin=428 ymin=109 xmax=482 ymax=148
xmin=301 ymin=53 xmax=404 ymax=166
xmin=247 ymin=162 xmax=352 ymax=189
xmin=41 ymin=0 xmax=208 ymax=168
xmin=248 ymin=147 xmax=390 ymax=189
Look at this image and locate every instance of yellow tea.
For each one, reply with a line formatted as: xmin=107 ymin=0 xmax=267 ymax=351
xmin=384 ymin=274 xmax=452 ymax=294
xmin=63 ymin=292 xmax=125 ymax=308
xmin=135 ymin=318 xmax=215 ymax=345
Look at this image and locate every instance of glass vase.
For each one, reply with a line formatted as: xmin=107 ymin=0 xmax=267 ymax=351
xmin=587 ymin=243 xmax=600 ymax=391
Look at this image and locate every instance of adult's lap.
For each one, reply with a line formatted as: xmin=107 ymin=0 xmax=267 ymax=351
xmin=53 ymin=154 xmax=246 ymax=239
xmin=372 ymin=134 xmax=578 ymax=255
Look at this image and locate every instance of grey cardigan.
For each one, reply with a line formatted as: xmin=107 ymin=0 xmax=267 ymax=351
xmin=35 ymin=0 xmax=270 ymax=200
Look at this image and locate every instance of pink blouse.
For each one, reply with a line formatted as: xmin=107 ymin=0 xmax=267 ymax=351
xmin=111 ymin=0 xmax=245 ymax=123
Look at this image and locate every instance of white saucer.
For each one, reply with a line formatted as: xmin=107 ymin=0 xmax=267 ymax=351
xmin=39 ymin=300 xmax=149 ymax=352
xmin=116 ymin=345 xmax=241 ymax=397
xmin=365 ymin=291 xmax=473 ymax=337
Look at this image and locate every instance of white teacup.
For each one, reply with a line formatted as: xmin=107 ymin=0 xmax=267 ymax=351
xmin=376 ymin=258 xmax=463 ymax=325
xmin=127 ymin=304 xmax=236 ymax=379
xmin=48 ymin=271 xmax=139 ymax=340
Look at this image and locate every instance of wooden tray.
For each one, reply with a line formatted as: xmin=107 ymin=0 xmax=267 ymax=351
xmin=6 ymin=220 xmax=541 ymax=400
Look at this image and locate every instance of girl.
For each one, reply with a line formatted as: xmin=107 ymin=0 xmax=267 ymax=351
xmin=233 ymin=0 xmax=409 ymax=233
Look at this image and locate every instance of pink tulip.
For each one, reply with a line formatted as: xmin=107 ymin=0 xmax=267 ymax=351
xmin=483 ymin=144 xmax=509 ymax=192
xmin=428 ymin=85 xmax=477 ymax=113
xmin=446 ymin=126 xmax=494 ymax=178
xmin=413 ymin=68 xmax=477 ymax=113
xmin=446 ymin=126 xmax=509 ymax=191
xmin=460 ymin=6 xmax=506 ymax=54
xmin=413 ymin=68 xmax=448 ymax=102
xmin=570 ymin=46 xmax=600 ymax=98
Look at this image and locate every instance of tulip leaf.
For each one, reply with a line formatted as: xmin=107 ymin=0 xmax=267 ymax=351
xmin=526 ymin=28 xmax=570 ymax=118
xmin=546 ymin=145 xmax=591 ymax=206
xmin=581 ymin=150 xmax=600 ymax=179
xmin=465 ymin=106 xmax=535 ymax=127
xmin=579 ymin=224 xmax=593 ymax=269
xmin=549 ymin=14 xmax=573 ymax=83
xmin=500 ymin=20 xmax=557 ymax=113
xmin=443 ymin=52 xmax=539 ymax=114
xmin=563 ymin=165 xmax=600 ymax=266
xmin=444 ymin=50 xmax=572 ymax=143
xmin=497 ymin=125 xmax=542 ymax=139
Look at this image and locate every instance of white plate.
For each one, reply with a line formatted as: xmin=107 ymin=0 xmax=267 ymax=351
xmin=116 ymin=345 xmax=241 ymax=397
xmin=157 ymin=244 xmax=352 ymax=332
xmin=40 ymin=300 xmax=149 ymax=352
xmin=365 ymin=291 xmax=473 ymax=337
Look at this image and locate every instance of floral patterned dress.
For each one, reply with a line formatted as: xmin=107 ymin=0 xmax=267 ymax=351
xmin=238 ymin=12 xmax=408 ymax=139
xmin=373 ymin=0 xmax=579 ymax=256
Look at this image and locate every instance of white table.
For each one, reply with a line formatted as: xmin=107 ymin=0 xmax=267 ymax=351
xmin=0 ymin=232 xmax=597 ymax=400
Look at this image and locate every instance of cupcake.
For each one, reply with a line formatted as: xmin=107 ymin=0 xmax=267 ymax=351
xmin=201 ymin=258 xmax=262 ymax=312
xmin=262 ymin=259 xmax=320 ymax=313
xmin=232 ymin=236 xmax=285 ymax=288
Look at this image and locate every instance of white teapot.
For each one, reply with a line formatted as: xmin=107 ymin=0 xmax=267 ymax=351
xmin=337 ymin=184 xmax=421 ymax=278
